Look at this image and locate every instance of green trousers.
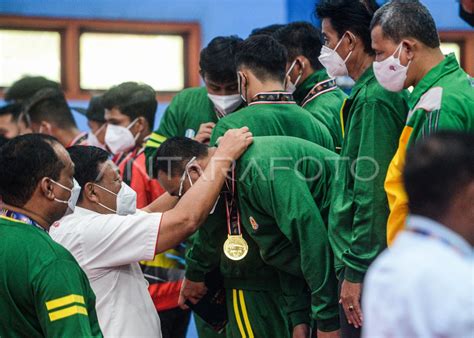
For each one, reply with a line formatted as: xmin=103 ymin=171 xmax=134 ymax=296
xmin=225 ymin=288 xmax=290 ymax=338
xmin=194 ymin=313 xmax=226 ymax=338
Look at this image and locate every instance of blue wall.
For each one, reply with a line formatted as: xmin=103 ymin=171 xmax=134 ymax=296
xmin=1 ymin=0 xmax=470 ymax=131
xmin=0 ymin=0 xmax=288 ymax=130
xmin=0 ymin=0 xmax=287 ymax=51
xmin=288 ymin=0 xmax=472 ymax=30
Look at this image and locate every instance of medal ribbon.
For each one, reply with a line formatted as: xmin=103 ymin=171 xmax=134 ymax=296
xmin=0 ymin=208 xmax=47 ymax=233
xmin=301 ymin=78 xmax=337 ymax=107
xmin=249 ymin=92 xmax=296 ymax=106
xmin=224 ymin=168 xmax=242 ymax=236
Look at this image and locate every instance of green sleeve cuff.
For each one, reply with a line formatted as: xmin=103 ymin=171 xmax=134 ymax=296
xmin=344 ymin=266 xmax=366 ymax=283
xmin=289 ymin=310 xmax=311 ymax=328
xmin=185 ymin=269 xmax=206 ymax=283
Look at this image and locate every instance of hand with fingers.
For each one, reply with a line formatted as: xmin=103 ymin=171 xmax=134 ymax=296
xmin=339 ymin=279 xmax=363 ymax=329
xmin=193 ymin=122 xmax=216 ymax=144
xmin=178 ymin=278 xmax=208 ymax=310
xmin=214 ymin=127 xmax=253 ymax=161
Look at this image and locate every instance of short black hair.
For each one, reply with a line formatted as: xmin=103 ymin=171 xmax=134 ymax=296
xmin=102 ymin=82 xmax=157 ymax=128
xmin=0 ymin=103 xmax=23 ymax=122
xmin=316 ymin=0 xmax=379 ymax=55
xmin=0 ymin=135 xmax=8 ymax=148
xmin=0 ymin=134 xmax=64 ymax=207
xmin=24 ymin=88 xmax=77 ymax=129
xmin=371 ymin=0 xmax=440 ymax=48
xmin=249 ymin=24 xmax=286 ymax=37
xmin=5 ymin=76 xmax=61 ymax=103
xmin=404 ymin=131 xmax=474 ymax=220
xmin=274 ymin=21 xmax=324 ymax=69
xmin=235 ymin=35 xmax=288 ymax=82
xmin=68 ymin=146 xmax=111 ymax=202
xmin=154 ymin=137 xmax=209 ymax=178
xmin=86 ymin=96 xmax=106 ymax=123
xmin=200 ymin=36 xmax=243 ymax=84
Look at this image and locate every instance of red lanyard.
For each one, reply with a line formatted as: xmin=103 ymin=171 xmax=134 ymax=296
xmin=224 ymin=168 xmax=242 ymax=236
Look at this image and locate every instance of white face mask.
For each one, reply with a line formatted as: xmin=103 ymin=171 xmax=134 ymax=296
xmin=373 ymin=43 xmax=411 ymax=92
xmin=208 ymin=94 xmax=242 ymax=117
xmin=94 ymin=182 xmax=137 ymax=215
xmin=52 ymin=178 xmax=81 ymax=213
xmin=87 ymin=124 xmax=106 ymax=149
xmin=285 ymin=60 xmax=304 ymax=94
xmin=105 ymin=118 xmax=139 ymax=155
xmin=178 ymin=157 xmax=219 ymax=214
xmin=318 ymin=33 xmax=353 ymax=78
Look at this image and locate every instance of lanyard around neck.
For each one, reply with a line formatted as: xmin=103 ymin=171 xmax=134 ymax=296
xmin=0 ymin=208 xmax=47 ymax=233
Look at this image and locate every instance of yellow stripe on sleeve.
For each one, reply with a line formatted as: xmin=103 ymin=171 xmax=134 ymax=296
xmin=45 ymin=294 xmax=85 ymax=311
xmin=238 ymin=290 xmax=254 ymax=338
xmin=233 ymin=289 xmax=247 ymax=338
xmin=49 ymin=305 xmax=88 ymax=322
xmin=339 ymin=98 xmax=347 ymax=138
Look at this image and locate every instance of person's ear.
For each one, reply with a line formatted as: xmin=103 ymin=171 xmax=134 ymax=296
xmin=83 ymin=182 xmax=99 ymax=203
xmin=40 ymin=177 xmax=56 ymax=201
xmin=39 ymin=121 xmax=53 ymax=135
xmin=188 ymin=164 xmax=203 ymax=181
xmin=295 ymin=56 xmax=306 ymax=73
xmin=238 ymin=71 xmax=248 ymax=89
xmin=135 ymin=116 xmax=146 ymax=133
xmin=402 ymin=39 xmax=416 ymax=62
xmin=345 ymin=32 xmax=357 ymax=52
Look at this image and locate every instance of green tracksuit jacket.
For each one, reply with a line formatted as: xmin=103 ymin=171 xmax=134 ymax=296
xmin=143 ymin=86 xmax=229 ymax=338
xmin=209 ymin=98 xmax=334 ymax=151
xmin=187 ymin=136 xmax=340 ymax=332
xmin=385 ymin=53 xmax=474 ymax=244
xmin=0 ymin=216 xmax=102 ymax=337
xmin=157 ymin=87 xmax=218 ymax=138
xmin=328 ymin=66 xmax=409 ymax=283
xmin=293 ymin=69 xmax=347 ymax=151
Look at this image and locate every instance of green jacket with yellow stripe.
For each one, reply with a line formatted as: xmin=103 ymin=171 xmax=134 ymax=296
xmin=0 ymin=216 xmax=102 ymax=337
xmin=187 ymin=102 xmax=339 ymax=331
xmin=385 ymin=54 xmax=474 ymax=244
xmin=328 ymin=66 xmax=409 ymax=283
xmin=293 ymin=69 xmax=347 ymax=151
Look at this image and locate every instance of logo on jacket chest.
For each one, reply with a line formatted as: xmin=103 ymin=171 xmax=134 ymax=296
xmin=249 ymin=216 xmax=259 ymax=231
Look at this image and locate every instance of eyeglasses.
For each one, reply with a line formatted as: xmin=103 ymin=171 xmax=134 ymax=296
xmin=178 ymin=156 xmax=197 ymax=198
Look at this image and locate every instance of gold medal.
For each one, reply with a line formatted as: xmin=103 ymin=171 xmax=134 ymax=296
xmin=223 ymin=235 xmax=248 ymax=261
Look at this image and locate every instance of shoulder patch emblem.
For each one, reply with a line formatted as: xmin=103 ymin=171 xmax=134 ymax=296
xmin=249 ymin=216 xmax=259 ymax=230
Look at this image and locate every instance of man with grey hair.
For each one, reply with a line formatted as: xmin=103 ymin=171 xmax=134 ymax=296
xmin=370 ymin=0 xmax=474 ymax=246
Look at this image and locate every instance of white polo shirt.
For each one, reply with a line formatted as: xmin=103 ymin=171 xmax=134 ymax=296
xmin=363 ymin=215 xmax=474 ymax=338
xmin=50 ymin=206 xmax=162 ymax=337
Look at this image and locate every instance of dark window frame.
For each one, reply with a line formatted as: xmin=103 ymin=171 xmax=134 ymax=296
xmin=0 ymin=15 xmax=201 ymax=102
xmin=439 ymin=30 xmax=474 ymax=76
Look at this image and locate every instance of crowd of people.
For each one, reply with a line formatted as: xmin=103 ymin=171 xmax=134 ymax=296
xmin=0 ymin=0 xmax=473 ymax=338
